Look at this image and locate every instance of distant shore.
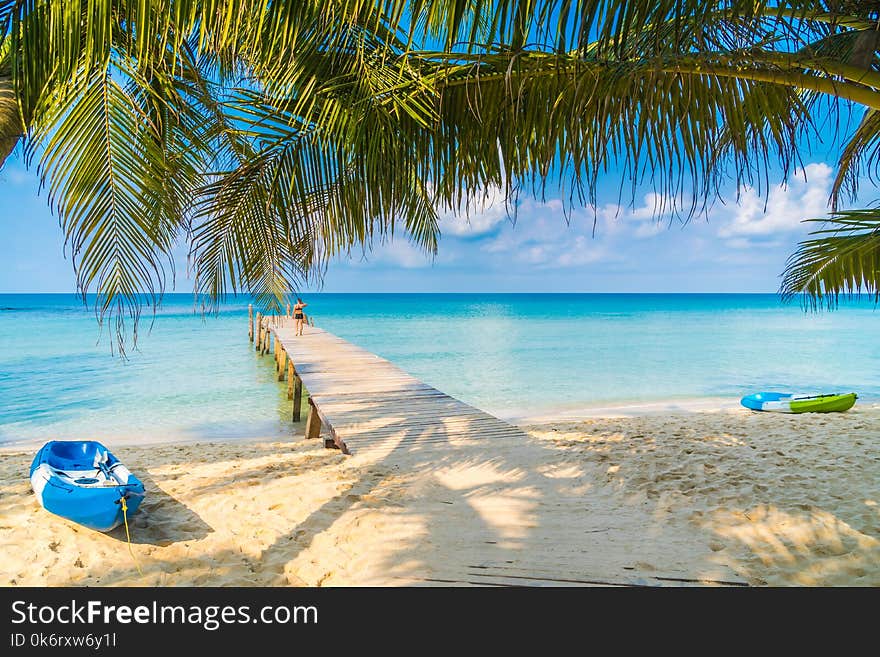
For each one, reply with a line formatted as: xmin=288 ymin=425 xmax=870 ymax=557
xmin=1 ymin=405 xmax=877 ymax=586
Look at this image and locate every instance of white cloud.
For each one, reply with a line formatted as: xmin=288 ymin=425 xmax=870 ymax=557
xmin=481 ymin=199 xmax=605 ymax=268
xmin=629 ymin=192 xmax=674 ymax=220
xmin=596 ymin=193 xmax=673 ymax=239
xmin=345 ymin=238 xmax=434 ymax=269
xmin=334 ymin=163 xmax=837 ymax=276
xmin=437 ymin=185 xmax=510 ymax=237
xmin=717 ymin=162 xmax=833 ymax=240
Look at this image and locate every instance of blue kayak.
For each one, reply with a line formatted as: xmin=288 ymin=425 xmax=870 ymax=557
xmin=30 ymin=441 xmax=146 ymax=532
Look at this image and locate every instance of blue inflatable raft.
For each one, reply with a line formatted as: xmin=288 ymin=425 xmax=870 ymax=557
xmin=29 ymin=441 xmax=146 ymax=532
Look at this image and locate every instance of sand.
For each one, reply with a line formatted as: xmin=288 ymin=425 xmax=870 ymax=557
xmin=1 ymin=406 xmax=877 ymax=586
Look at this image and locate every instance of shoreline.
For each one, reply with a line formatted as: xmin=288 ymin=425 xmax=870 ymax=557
xmin=4 ymin=395 xmax=880 ymax=451
xmin=0 ymin=430 xmax=301 ymax=452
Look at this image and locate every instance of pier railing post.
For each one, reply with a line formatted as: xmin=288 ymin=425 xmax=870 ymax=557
xmin=278 ymin=347 xmax=286 ymax=381
xmin=305 ymin=398 xmax=321 ymax=438
xmin=293 ymin=375 xmax=303 ymax=422
xmin=287 ymin=361 xmax=295 ymax=399
xmin=255 ymin=313 xmax=262 ymax=351
xmin=248 ymin=304 xmax=254 ymax=342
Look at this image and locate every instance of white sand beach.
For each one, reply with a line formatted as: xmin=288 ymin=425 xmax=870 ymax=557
xmin=1 ymin=406 xmax=878 ymax=587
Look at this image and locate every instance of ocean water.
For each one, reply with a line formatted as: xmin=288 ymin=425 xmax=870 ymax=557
xmin=1 ymin=293 xmax=878 ymax=446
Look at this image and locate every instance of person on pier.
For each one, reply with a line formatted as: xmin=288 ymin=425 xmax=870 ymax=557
xmin=293 ymin=298 xmax=308 ymax=336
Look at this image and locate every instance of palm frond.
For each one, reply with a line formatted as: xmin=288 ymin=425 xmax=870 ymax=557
xmin=0 ymin=35 xmax=21 ymax=163
xmin=831 ymin=108 xmax=880 ymax=208
xmin=415 ymin=48 xmax=812 ymax=219
xmin=191 ymin=146 xmax=320 ymax=312
xmin=8 ymin=0 xmax=880 ymax=345
xmin=781 ymin=209 xmax=880 ymax=309
xmin=26 ymin=66 xmax=181 ymax=354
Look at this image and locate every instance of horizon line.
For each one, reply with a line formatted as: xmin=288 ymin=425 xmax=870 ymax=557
xmin=0 ymin=290 xmax=787 ymax=295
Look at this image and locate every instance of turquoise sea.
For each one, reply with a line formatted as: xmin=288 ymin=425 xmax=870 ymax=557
xmin=1 ymin=293 xmax=878 ymax=446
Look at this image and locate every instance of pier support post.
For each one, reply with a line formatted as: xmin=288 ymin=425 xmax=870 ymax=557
xmin=255 ymin=313 xmax=262 ymax=351
xmin=286 ymin=302 xmax=291 ymax=319
xmin=278 ymin=348 xmax=286 ymax=380
xmin=293 ymin=376 xmax=303 ymax=422
xmin=287 ymin=361 xmax=295 ymax=399
xmin=248 ymin=304 xmax=254 ymax=342
xmin=305 ymin=398 xmax=321 ymax=438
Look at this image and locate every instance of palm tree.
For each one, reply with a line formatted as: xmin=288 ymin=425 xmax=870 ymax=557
xmin=410 ymin=1 xmax=880 ymax=307
xmin=3 ymin=1 xmax=880 ymax=355
xmin=0 ymin=2 xmax=466 ymax=350
xmin=175 ymin=1 xmax=880 ymax=312
xmin=1 ymin=1 xmax=573 ymax=351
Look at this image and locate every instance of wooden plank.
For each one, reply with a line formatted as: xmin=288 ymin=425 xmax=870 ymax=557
xmin=331 ymin=417 xmax=515 ymax=436
xmin=342 ymin=427 xmax=526 ymax=446
xmin=316 ymin=394 xmax=477 ymax=409
xmin=316 ymin=388 xmax=446 ymax=402
xmin=318 ymin=410 xmax=495 ymax=427
xmin=317 ymin=398 xmax=488 ymax=416
xmin=339 ymin=422 xmax=527 ymax=441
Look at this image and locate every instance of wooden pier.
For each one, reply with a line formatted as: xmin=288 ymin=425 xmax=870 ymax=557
xmin=250 ymin=307 xmax=531 ymax=455
xmin=246 ymin=306 xmax=750 ymax=587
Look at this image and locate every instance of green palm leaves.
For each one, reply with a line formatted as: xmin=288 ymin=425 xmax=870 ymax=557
xmin=782 ymin=210 xmax=880 ymax=307
xmin=29 ymin=71 xmax=176 ymax=346
xmin=0 ymin=35 xmax=20 ymax=163
xmin=0 ymin=2 xmax=473 ymax=350
xmin=4 ymin=1 xmax=880 ymax=354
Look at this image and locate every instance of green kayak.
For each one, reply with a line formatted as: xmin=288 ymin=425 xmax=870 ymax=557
xmin=741 ymin=392 xmax=858 ymax=413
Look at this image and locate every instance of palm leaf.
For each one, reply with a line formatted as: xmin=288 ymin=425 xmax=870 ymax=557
xmin=781 ymin=210 xmax=880 ymax=308
xmin=0 ymin=36 xmax=21 ymax=163
xmin=26 ymin=66 xmax=179 ymax=354
xmin=831 ymin=108 xmax=880 ymax=209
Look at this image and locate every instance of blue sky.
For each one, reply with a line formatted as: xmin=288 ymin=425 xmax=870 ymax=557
xmin=0 ymin=151 xmax=845 ymax=293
